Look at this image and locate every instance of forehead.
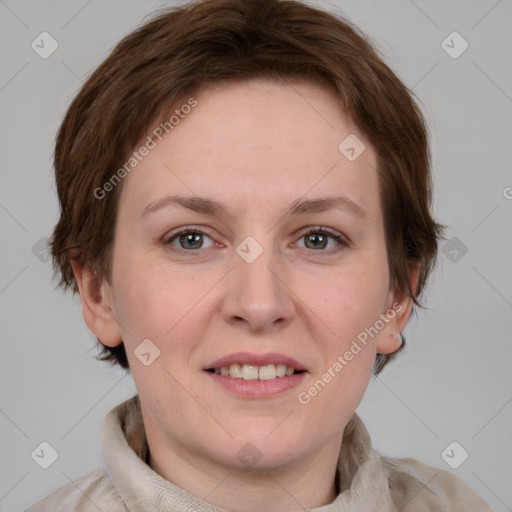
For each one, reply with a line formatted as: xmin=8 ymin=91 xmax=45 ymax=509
xmin=119 ymin=78 xmax=381 ymax=222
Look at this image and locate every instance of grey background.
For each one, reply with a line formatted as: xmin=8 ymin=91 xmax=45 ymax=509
xmin=0 ymin=0 xmax=511 ymax=510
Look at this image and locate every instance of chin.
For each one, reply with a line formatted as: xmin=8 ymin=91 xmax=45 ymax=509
xmin=220 ymin=429 xmax=306 ymax=470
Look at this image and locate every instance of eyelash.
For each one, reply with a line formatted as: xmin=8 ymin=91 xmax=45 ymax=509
xmin=164 ymin=226 xmax=349 ymax=256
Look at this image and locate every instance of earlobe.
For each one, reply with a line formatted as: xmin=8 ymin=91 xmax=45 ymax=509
xmin=375 ymin=304 xmax=409 ymax=355
xmin=376 ymin=263 xmax=421 ymax=355
xmin=71 ymin=260 xmax=123 ymax=348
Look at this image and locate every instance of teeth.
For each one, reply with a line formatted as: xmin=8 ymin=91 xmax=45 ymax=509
xmin=215 ymin=363 xmax=299 ymax=380
xmin=276 ymin=364 xmax=287 ymax=377
xmin=242 ymin=364 xmax=259 ymax=380
xmin=229 ymin=364 xmax=243 ymax=379
xmin=258 ymin=364 xmax=276 ymax=380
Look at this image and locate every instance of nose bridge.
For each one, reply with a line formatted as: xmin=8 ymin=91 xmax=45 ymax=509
xmin=237 ymin=235 xmax=279 ymax=289
xmin=222 ymin=233 xmax=294 ymax=331
xmin=236 ymin=233 xmax=283 ymax=298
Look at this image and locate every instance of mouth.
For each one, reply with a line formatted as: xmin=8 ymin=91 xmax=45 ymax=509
xmin=205 ymin=363 xmax=306 ymax=381
xmin=203 ymin=352 xmax=308 ymax=398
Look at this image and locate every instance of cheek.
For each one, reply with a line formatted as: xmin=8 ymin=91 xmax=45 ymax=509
xmin=297 ymin=256 xmax=389 ymax=343
xmin=111 ymin=253 xmax=214 ymax=348
xmin=111 ymin=255 xmax=169 ymax=337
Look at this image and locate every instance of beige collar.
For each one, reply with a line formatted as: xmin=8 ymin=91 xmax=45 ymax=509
xmin=101 ymin=395 xmax=395 ymax=511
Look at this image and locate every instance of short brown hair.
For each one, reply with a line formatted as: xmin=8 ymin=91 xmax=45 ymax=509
xmin=50 ymin=0 xmax=445 ymax=373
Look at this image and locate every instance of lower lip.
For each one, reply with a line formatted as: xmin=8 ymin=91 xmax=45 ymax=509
xmin=203 ymin=371 xmax=308 ymax=398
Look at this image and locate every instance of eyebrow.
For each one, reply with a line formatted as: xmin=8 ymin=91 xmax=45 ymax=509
xmin=141 ymin=194 xmax=367 ymax=221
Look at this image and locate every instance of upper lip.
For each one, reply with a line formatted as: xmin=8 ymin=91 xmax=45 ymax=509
xmin=205 ymin=352 xmax=307 ymax=371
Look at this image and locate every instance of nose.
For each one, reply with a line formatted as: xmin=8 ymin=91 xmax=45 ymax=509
xmin=221 ymin=239 xmax=295 ymax=334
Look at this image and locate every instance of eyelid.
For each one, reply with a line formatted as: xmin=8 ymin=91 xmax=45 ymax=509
xmin=293 ymin=226 xmax=350 ymax=250
xmin=163 ymin=225 xmax=350 ymax=255
xmin=296 ymin=225 xmax=348 ymax=240
xmin=164 ymin=225 xmax=214 ymax=242
xmin=163 ymin=225 xmax=218 ymax=253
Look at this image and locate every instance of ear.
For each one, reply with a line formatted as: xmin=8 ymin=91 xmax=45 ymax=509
xmin=71 ymin=260 xmax=123 ymax=347
xmin=376 ymin=262 xmax=421 ymax=355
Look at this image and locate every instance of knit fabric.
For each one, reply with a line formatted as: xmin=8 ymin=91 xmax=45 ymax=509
xmin=27 ymin=395 xmax=492 ymax=511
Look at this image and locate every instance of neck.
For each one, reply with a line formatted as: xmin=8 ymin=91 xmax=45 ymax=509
xmin=148 ymin=433 xmax=342 ymax=512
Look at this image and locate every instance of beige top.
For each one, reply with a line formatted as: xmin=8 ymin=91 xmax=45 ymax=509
xmin=27 ymin=395 xmax=492 ymax=511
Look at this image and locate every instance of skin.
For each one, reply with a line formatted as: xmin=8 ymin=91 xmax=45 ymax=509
xmin=72 ymin=78 xmax=419 ymax=512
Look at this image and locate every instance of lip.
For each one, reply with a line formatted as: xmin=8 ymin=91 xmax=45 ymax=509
xmin=203 ymin=351 xmax=308 ymax=399
xmin=205 ymin=352 xmax=307 ymax=371
xmin=204 ymin=371 xmax=308 ymax=398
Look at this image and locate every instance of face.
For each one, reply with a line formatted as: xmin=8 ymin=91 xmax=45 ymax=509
xmin=82 ymin=78 xmax=411 ymax=474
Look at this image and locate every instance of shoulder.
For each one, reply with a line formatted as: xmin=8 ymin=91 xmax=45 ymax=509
xmin=25 ymin=467 xmax=126 ymax=512
xmin=382 ymin=455 xmax=492 ymax=512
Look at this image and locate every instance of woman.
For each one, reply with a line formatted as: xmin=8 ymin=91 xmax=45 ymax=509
xmin=27 ymin=0 xmax=491 ymax=510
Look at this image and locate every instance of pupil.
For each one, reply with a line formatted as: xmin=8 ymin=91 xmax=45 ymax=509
xmin=306 ymin=233 xmax=326 ymax=249
xmin=178 ymin=232 xmax=327 ymax=250
xmin=181 ymin=232 xmax=202 ymax=249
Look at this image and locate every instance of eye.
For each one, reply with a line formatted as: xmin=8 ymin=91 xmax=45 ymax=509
xmin=165 ymin=227 xmax=216 ymax=254
xmin=294 ymin=227 xmax=349 ymax=252
xmin=164 ymin=225 xmax=349 ymax=256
